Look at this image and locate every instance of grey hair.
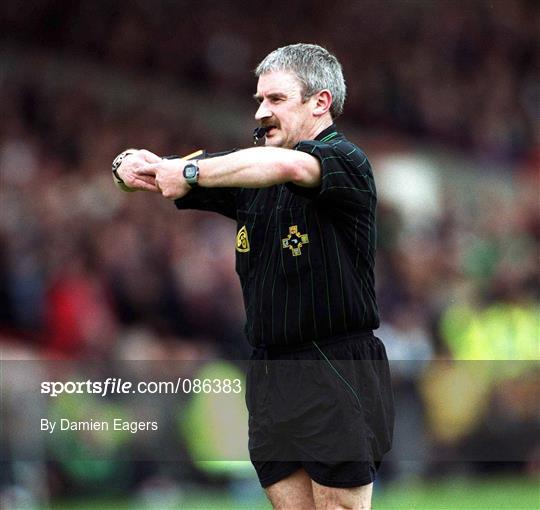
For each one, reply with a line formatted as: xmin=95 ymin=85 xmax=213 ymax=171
xmin=255 ymin=43 xmax=346 ymax=118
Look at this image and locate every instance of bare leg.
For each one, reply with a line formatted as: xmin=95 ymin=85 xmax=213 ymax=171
xmin=265 ymin=468 xmax=315 ymax=510
xmin=312 ymin=480 xmax=373 ymax=510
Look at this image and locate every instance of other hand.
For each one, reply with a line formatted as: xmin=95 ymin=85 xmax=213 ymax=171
xmin=114 ymin=149 xmax=161 ymax=192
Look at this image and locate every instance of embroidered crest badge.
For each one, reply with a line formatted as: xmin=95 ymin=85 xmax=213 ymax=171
xmin=236 ymin=225 xmax=250 ymax=252
xmin=282 ymin=225 xmax=309 ymax=256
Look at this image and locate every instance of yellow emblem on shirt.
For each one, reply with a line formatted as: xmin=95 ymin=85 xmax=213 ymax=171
xmin=282 ymin=225 xmax=309 ymax=256
xmin=236 ymin=225 xmax=250 ymax=252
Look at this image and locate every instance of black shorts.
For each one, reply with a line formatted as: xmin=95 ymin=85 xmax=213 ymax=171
xmin=246 ymin=332 xmax=394 ymax=488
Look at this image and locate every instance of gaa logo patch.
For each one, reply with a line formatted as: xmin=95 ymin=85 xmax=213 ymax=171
xmin=236 ymin=225 xmax=250 ymax=253
xmin=282 ymin=225 xmax=309 ymax=256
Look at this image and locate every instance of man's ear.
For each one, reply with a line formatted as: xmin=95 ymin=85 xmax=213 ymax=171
xmin=312 ymin=89 xmax=333 ymax=117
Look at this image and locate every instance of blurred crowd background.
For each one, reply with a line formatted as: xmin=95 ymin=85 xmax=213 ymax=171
xmin=1 ymin=0 xmax=539 ymax=507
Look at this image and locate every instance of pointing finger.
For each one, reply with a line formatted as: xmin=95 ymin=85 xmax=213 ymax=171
xmin=134 ymin=163 xmax=157 ymax=177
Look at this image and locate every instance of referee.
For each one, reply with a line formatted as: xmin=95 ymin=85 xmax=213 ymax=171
xmin=115 ymin=43 xmax=394 ymax=510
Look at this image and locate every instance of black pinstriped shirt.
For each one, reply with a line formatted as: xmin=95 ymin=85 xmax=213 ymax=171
xmin=175 ymin=124 xmax=379 ymax=349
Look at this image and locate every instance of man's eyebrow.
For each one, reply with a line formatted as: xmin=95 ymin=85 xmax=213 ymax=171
xmin=253 ymin=92 xmax=287 ymax=102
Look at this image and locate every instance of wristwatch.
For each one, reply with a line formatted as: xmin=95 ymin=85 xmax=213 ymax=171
xmin=183 ymin=161 xmax=200 ymax=188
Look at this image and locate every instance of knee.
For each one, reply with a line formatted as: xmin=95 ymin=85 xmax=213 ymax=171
xmin=312 ymin=483 xmax=373 ymax=510
xmin=316 ymin=501 xmax=371 ymax=510
xmin=317 ymin=502 xmax=369 ymax=510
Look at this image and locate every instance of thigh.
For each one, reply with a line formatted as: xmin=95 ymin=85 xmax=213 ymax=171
xmin=312 ymin=480 xmax=373 ymax=510
xmin=265 ymin=467 xmax=315 ymax=510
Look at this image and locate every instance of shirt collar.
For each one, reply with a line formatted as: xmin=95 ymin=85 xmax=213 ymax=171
xmin=314 ymin=123 xmax=338 ymax=142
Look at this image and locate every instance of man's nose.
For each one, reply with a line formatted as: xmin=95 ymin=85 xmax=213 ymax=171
xmin=255 ymin=102 xmax=271 ymax=121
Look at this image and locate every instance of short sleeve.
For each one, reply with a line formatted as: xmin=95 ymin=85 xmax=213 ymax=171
xmin=174 ymin=187 xmax=238 ymax=220
xmin=287 ymin=139 xmax=376 ymax=210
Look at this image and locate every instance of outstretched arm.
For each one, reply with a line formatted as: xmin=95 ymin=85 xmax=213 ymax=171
xmin=115 ymin=147 xmax=321 ymax=200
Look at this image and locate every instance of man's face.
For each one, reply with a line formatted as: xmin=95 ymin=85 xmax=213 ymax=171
xmin=254 ymin=70 xmax=315 ymax=149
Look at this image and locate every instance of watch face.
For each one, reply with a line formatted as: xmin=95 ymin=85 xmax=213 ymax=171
xmin=184 ymin=164 xmax=197 ymax=179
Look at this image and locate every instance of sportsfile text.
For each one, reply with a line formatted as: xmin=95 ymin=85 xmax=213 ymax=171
xmin=41 ymin=377 xmax=243 ymax=397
